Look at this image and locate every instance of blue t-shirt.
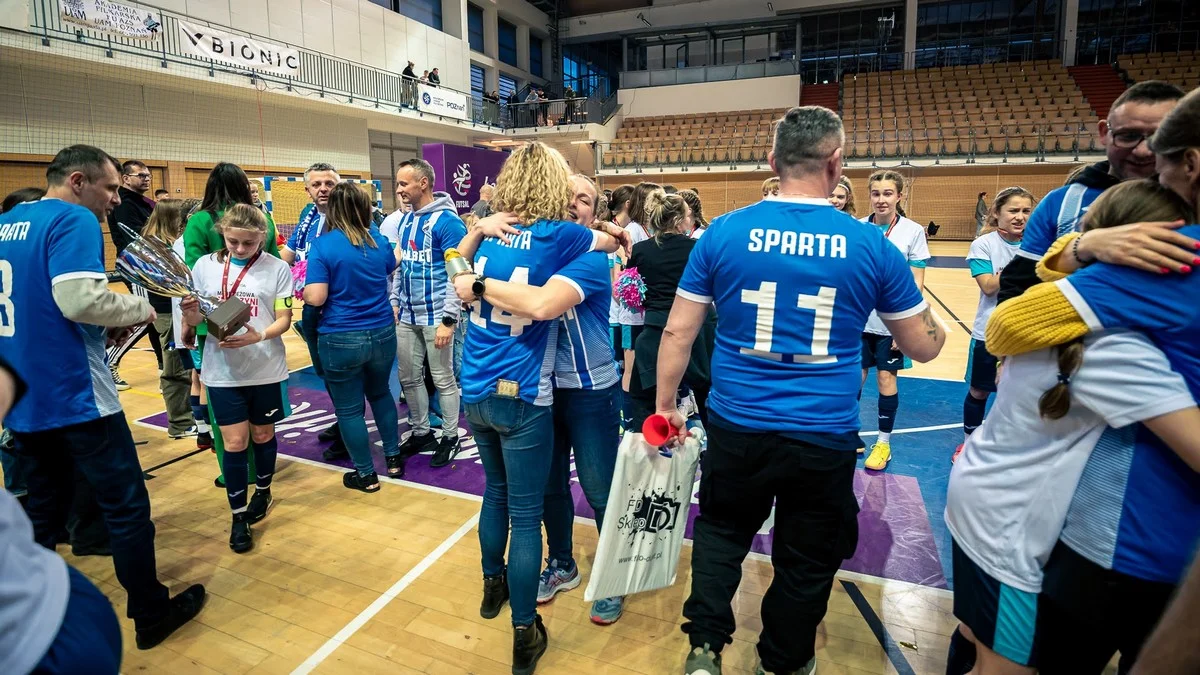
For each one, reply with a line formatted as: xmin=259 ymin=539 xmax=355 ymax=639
xmin=1018 ymin=183 xmax=1105 ymax=260
xmin=461 ymin=220 xmax=600 ymax=406
xmin=305 ymin=228 xmax=397 ymax=334
xmin=0 ymin=199 xmax=123 ymax=432
xmin=676 ymin=197 xmax=926 ymax=437
xmin=1055 ymin=231 xmax=1200 ymax=584
xmin=389 ymin=202 xmax=469 ymax=326
xmin=552 ymin=252 xmax=619 ymax=390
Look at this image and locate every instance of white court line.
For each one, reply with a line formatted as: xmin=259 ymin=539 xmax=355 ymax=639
xmin=290 ymin=511 xmax=480 ymax=675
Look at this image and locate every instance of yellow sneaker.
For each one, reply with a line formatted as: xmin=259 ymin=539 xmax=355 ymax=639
xmin=865 ymin=440 xmax=891 ymax=471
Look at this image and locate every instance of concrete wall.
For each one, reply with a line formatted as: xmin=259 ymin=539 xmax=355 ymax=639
xmin=616 ymin=75 xmax=801 ymax=117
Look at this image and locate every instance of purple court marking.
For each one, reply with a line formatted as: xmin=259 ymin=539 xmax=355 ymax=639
xmin=138 ymin=384 xmax=947 ymax=588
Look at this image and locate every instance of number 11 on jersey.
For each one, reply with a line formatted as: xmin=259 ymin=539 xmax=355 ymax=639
xmin=740 ymin=281 xmax=837 ymax=364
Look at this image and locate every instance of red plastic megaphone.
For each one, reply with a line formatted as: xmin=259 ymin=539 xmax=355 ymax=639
xmin=642 ymin=414 xmax=680 ymax=446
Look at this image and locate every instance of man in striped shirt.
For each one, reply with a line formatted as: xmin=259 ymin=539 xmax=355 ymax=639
xmin=389 ymin=159 xmax=468 ymax=467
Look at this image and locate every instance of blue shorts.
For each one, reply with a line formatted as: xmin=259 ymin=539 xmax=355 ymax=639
xmin=966 ymin=338 xmax=1000 ymax=392
xmin=861 ymin=333 xmax=910 ymax=372
xmin=207 ymin=382 xmax=290 ymax=427
xmin=952 ymin=539 xmax=1039 ymax=667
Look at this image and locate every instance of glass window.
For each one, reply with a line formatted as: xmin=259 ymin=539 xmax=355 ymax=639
xmin=721 ymin=38 xmax=743 ymax=64
xmin=530 ymin=36 xmax=544 ymax=77
xmin=499 ymin=19 xmax=518 ymax=67
xmin=468 ymin=4 xmax=485 ymax=53
xmin=499 ymin=74 xmax=517 ymax=103
xmin=367 ymin=0 xmax=396 ymax=9
xmin=471 ymin=64 xmax=485 ymax=106
xmin=400 ymin=0 xmax=442 ymax=32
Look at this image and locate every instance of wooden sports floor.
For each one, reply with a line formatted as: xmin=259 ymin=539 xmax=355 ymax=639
xmin=13 ymin=242 xmax=1040 ymax=675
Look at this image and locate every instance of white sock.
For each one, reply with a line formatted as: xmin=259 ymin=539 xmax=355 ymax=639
xmin=878 ymin=432 xmax=891 ymax=444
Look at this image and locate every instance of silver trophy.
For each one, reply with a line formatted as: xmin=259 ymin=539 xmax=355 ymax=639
xmin=115 ymin=223 xmax=252 ymax=340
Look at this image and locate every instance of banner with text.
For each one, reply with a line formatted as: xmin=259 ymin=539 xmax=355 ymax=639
xmin=417 ymin=84 xmax=469 ymax=121
xmin=423 ymin=143 xmax=510 ymax=214
xmin=178 ymin=20 xmax=301 ymax=78
xmin=61 ymin=0 xmax=162 ymax=40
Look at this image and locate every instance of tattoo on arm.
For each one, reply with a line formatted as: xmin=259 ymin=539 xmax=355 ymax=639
xmin=921 ymin=307 xmax=938 ymax=340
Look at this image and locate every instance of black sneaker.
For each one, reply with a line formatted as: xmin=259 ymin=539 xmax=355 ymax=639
xmin=385 ymin=454 xmax=405 ymax=478
xmin=247 ymin=489 xmax=273 ymax=524
xmin=318 ymin=422 xmax=341 ymax=443
xmin=322 ymin=438 xmax=350 ymax=461
xmin=430 ymin=435 xmax=460 ymax=468
xmin=70 ymin=542 xmax=113 ymax=557
xmin=480 ymin=574 xmax=510 ymax=619
xmin=512 ymin=614 xmax=548 ymax=675
xmin=213 ymin=476 xmax=225 ymax=489
xmin=110 ymin=365 xmax=130 ymax=391
xmin=196 ymin=432 xmax=213 ymax=451
xmin=399 ymin=432 xmax=436 ymax=459
xmin=343 ymin=470 xmax=380 ymax=493
xmin=135 ymin=584 xmax=207 ymax=650
xmin=229 ymin=513 xmax=253 ymax=553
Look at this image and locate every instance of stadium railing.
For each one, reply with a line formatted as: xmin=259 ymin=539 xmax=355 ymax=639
xmin=24 ymin=0 xmax=503 ymax=129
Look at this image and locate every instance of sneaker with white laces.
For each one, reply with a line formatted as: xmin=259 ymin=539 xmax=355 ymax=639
xmin=864 ymin=440 xmax=891 ymax=471
xmin=685 ymin=643 xmax=722 ymax=675
xmin=535 ymin=558 xmax=580 ymax=604
xmin=110 ymin=365 xmax=130 ymax=391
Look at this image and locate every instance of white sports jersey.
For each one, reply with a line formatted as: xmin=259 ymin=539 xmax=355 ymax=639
xmin=967 ymin=231 xmax=1022 ymax=340
xmin=945 ymin=331 xmax=1194 ymax=594
xmin=861 ymin=215 xmax=929 ymax=335
xmin=193 ymin=252 xmax=293 ymax=388
xmin=616 ymin=221 xmax=650 ymax=327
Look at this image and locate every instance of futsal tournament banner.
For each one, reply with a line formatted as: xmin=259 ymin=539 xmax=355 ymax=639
xmin=178 ymin=20 xmax=301 ymax=78
xmin=60 ymin=0 xmax=162 ymax=40
xmin=417 ymin=83 xmax=469 ymax=122
xmin=422 ymin=143 xmax=510 ymax=215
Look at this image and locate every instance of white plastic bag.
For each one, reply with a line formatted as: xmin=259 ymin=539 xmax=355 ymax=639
xmin=584 ymin=427 xmax=703 ymax=602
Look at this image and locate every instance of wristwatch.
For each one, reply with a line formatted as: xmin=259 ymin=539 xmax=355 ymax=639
xmin=472 ymin=275 xmax=487 ymax=298
xmin=441 ymin=316 xmax=457 ymax=327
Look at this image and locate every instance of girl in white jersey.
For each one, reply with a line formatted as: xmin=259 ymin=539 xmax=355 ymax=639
xmin=859 ymin=170 xmax=929 ymax=471
xmin=954 ymin=188 xmax=1034 ymax=464
xmin=944 ymin=183 xmax=1200 ymax=674
xmin=181 ymin=205 xmax=294 ymax=554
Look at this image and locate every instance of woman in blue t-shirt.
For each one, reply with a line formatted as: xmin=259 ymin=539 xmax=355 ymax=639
xmin=451 ymin=143 xmax=626 ymax=675
xmin=302 ymin=183 xmax=401 ymax=492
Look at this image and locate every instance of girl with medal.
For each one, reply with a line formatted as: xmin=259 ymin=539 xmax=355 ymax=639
xmin=182 ymin=205 xmax=294 ymax=553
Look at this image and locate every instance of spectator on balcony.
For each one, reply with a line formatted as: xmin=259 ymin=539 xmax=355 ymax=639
xmin=538 ymin=89 xmax=550 ymax=126
xmin=563 ymin=85 xmax=577 ymax=124
xmin=402 ymin=61 xmax=417 ymax=107
xmin=429 ymin=68 xmax=441 ymax=87
xmin=420 ymin=70 xmax=430 ymax=84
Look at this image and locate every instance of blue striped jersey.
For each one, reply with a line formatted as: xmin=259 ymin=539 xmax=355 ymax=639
xmin=388 ymin=194 xmax=468 ymax=326
xmin=460 ymin=220 xmax=600 ymax=406
xmin=552 ymin=252 xmax=618 ymax=390
xmin=1018 ymin=183 xmax=1104 ymax=260
xmin=1054 ymin=232 xmax=1200 ymax=584
xmin=0 ymin=199 xmax=123 ymax=432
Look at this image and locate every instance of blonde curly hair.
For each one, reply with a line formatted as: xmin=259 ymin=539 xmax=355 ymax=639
xmin=492 ymin=142 xmax=572 ymax=225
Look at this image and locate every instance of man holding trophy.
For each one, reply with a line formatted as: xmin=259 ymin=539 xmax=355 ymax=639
xmin=0 ymin=145 xmax=205 ymax=650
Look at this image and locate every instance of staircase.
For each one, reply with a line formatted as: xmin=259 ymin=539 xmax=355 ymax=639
xmin=1069 ymin=64 xmax=1128 ymax=119
xmin=799 ymin=83 xmax=841 ymax=114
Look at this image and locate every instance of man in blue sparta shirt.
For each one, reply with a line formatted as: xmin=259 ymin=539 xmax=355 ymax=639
xmin=997 ymin=81 xmax=1184 ymax=304
xmin=654 ymin=108 xmax=947 ymax=675
xmin=389 ymin=158 xmax=468 ymax=467
xmin=0 ymin=145 xmax=205 ymax=650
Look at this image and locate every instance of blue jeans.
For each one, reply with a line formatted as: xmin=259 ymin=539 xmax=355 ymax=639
xmin=544 ymin=385 xmax=621 ymax=565
xmin=13 ymin=414 xmax=171 ymax=625
xmin=466 ymin=396 xmax=554 ymax=627
xmin=34 ymin=566 xmax=122 ymax=674
xmin=319 ymin=325 xmax=401 ymax=477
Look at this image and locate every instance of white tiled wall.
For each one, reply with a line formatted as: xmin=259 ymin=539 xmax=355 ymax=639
xmin=170 ymin=0 xmax=469 ymax=93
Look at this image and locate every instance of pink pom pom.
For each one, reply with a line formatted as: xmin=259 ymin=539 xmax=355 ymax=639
xmin=615 ymin=267 xmax=646 ymax=312
xmin=291 ymin=259 xmax=307 ymax=299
